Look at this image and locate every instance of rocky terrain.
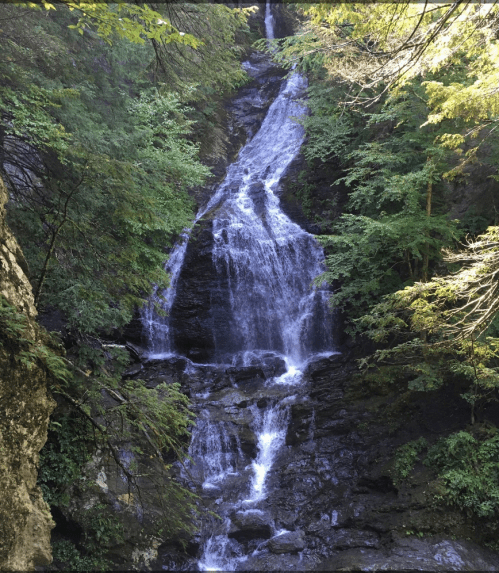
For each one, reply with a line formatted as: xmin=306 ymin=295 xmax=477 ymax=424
xmin=112 ymin=350 xmax=499 ymax=572
xmin=0 ymin=175 xmax=56 ymax=571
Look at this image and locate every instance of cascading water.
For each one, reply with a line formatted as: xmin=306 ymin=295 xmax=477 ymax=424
xmin=141 ymin=6 xmax=333 ymax=366
xmin=143 ymin=4 xmax=337 ymax=570
xmin=141 ymin=234 xmax=189 ymax=358
xmin=210 ymin=68 xmax=332 ymax=366
xmin=245 ymin=403 xmax=290 ymax=504
xmin=187 ymin=410 xmax=245 ymax=490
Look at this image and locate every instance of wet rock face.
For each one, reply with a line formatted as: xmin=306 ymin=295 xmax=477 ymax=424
xmin=229 ymin=511 xmax=272 ymax=542
xmin=169 ymin=220 xmax=218 ymax=361
xmin=317 ymin=537 xmax=499 ymax=572
xmin=227 ymin=52 xmax=286 ymax=142
xmin=190 ymin=50 xmax=287 ymax=212
xmin=268 ymin=530 xmax=305 ymax=554
xmin=126 ymin=353 xmax=499 ymax=572
xmin=169 ymin=219 xmax=242 ymax=362
xmin=0 ymin=176 xmax=56 ymax=571
xmin=167 ymin=53 xmax=289 ymax=363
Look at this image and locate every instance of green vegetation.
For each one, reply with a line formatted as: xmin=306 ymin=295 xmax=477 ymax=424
xmin=316 ymin=86 xmax=460 ymax=326
xmin=0 ymin=1 xmax=252 ymax=566
xmin=269 ymin=1 xmax=499 ymax=538
xmin=1 ymin=4 xmax=208 ymax=330
xmin=425 ymin=430 xmax=499 ymax=519
xmin=0 ymin=295 xmax=69 ymax=382
xmin=392 ymin=428 xmax=499 ymax=542
xmin=392 ymin=437 xmax=428 ymax=486
xmin=39 ymin=415 xmax=93 ymax=507
xmin=50 ymin=504 xmax=125 ymax=571
xmin=51 ymin=540 xmax=100 ymax=572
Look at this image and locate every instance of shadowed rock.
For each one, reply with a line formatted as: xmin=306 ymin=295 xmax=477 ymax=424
xmin=268 ymin=530 xmax=305 ymax=554
xmin=228 ymin=510 xmax=272 ymax=542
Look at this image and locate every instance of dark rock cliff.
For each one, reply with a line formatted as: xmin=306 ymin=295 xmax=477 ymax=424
xmin=128 ymin=354 xmax=499 ymax=572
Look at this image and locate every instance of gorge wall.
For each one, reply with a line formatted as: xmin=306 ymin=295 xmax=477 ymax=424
xmin=0 ymin=176 xmax=56 ymax=570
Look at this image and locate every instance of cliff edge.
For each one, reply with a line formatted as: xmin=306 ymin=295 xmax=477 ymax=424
xmin=0 ymin=175 xmax=56 ymax=570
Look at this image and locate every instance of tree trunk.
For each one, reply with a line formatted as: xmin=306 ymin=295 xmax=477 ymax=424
xmin=406 ymin=249 xmax=414 ymax=280
xmin=33 ymin=223 xmax=64 ymax=306
xmin=422 ymin=162 xmax=433 ymax=282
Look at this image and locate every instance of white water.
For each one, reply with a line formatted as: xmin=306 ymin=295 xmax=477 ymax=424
xmin=194 ymin=14 xmax=333 ymax=563
xmin=186 ymin=410 xmax=245 ymax=490
xmin=244 ymin=404 xmax=290 ymax=503
xmin=141 ymin=233 xmax=189 ymax=359
xmin=199 ymin=523 xmax=248 ymax=572
xmin=210 ymin=68 xmax=331 ymax=364
xmin=143 ymin=3 xmax=336 ymax=570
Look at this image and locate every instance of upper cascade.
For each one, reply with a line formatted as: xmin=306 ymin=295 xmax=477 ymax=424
xmin=210 ymin=71 xmax=332 ymax=364
xmin=142 ymin=2 xmax=334 ymax=368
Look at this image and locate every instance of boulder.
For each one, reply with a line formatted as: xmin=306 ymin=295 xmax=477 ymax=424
xmin=226 ymin=366 xmax=266 ymax=383
xmin=229 ymin=510 xmax=272 ymax=542
xmin=268 ymin=530 xmax=305 ymax=554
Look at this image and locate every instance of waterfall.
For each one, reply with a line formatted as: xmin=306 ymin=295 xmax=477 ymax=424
xmin=210 ymin=69 xmax=332 ymax=366
xmin=142 ymin=60 xmax=333 ymax=365
xmin=264 ymin=0 xmax=275 ymax=41
xmin=244 ymin=403 xmax=290 ymax=503
xmin=140 ymin=233 xmax=189 ymax=358
xmin=186 ymin=410 xmax=245 ymax=490
xmin=142 ymin=3 xmax=336 ymax=570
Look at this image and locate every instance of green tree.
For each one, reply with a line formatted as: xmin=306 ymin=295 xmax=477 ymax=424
xmin=0 ymin=3 xmax=250 ymax=560
xmin=276 ymin=2 xmax=499 ymax=164
xmin=358 ymin=227 xmax=499 ymax=424
xmin=0 ymin=3 xmax=212 ymax=334
xmin=314 ymin=85 xmax=458 ymax=328
xmin=269 ymin=2 xmax=499 ymax=325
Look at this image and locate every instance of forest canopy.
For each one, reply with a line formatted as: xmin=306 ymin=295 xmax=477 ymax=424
xmin=265 ymin=0 xmax=499 ymax=430
xmin=0 ymin=3 xmax=253 ymax=566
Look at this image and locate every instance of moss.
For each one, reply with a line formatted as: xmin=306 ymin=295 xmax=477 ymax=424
xmin=0 ymin=176 xmax=57 ymax=570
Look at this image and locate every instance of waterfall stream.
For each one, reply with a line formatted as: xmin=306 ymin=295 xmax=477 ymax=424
xmin=142 ymin=5 xmax=336 ymax=570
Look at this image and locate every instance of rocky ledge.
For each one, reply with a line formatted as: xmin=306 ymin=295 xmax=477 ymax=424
xmin=82 ymin=351 xmax=499 ymax=572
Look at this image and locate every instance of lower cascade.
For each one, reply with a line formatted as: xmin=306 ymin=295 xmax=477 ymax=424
xmin=142 ymin=8 xmax=337 ymax=570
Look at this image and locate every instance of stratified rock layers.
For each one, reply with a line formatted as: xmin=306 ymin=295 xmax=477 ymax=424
xmin=0 ymin=176 xmax=56 ymax=570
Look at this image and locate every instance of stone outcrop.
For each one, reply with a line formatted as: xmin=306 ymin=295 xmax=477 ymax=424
xmin=268 ymin=530 xmax=305 ymax=554
xmin=0 ymin=176 xmax=56 ymax=570
xmin=0 ymin=178 xmax=37 ymax=319
xmin=112 ymin=352 xmax=499 ymax=571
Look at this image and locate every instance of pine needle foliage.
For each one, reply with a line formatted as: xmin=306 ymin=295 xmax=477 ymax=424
xmin=0 ymin=2 xmax=251 ymax=559
xmin=313 ymin=85 xmax=459 ymax=328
